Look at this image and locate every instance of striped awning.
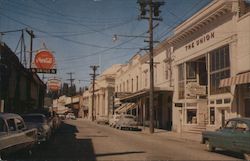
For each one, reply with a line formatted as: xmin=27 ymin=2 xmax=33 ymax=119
xmin=219 ymin=72 xmax=250 ymax=87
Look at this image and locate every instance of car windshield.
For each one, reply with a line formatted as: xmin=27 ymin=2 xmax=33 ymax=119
xmin=22 ymin=115 xmax=45 ymax=123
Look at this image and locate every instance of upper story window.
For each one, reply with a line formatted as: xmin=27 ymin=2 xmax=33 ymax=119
xmin=210 ymin=45 xmax=230 ymax=95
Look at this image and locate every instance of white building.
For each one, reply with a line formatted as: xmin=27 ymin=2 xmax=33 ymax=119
xmin=170 ymin=0 xmax=250 ymax=133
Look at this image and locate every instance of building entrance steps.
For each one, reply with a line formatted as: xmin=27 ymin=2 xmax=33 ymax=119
xmin=139 ymin=126 xmax=202 ymax=143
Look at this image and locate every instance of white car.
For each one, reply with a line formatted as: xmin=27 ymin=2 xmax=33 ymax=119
xmin=109 ymin=114 xmax=121 ymax=128
xmin=115 ymin=114 xmax=138 ymax=130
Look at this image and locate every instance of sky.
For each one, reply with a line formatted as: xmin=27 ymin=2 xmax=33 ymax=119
xmin=0 ymin=0 xmax=212 ymax=90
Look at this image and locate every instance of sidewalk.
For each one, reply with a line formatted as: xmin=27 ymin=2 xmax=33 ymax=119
xmin=139 ymin=126 xmax=202 ymax=143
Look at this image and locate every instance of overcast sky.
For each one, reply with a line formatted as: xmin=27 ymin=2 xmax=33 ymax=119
xmin=0 ymin=0 xmax=211 ymax=89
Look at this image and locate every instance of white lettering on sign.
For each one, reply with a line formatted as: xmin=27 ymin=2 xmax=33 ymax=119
xmin=185 ymin=32 xmax=215 ymax=51
xmin=36 ymin=57 xmax=53 ymax=64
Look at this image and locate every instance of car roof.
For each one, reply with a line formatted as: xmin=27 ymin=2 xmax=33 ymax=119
xmin=0 ymin=113 xmax=22 ymax=120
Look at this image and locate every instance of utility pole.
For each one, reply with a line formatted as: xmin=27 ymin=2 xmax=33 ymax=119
xmin=67 ymin=72 xmax=75 ymax=109
xmin=138 ymin=0 xmax=164 ymax=134
xmin=26 ymin=29 xmax=35 ymax=69
xmin=90 ymin=65 xmax=99 ymax=121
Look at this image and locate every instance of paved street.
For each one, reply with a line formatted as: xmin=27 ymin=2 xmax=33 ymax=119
xmin=8 ymin=119 xmax=243 ymax=160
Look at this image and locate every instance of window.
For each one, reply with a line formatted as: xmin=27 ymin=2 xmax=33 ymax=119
xmin=210 ymin=45 xmax=230 ymax=95
xmin=164 ymin=61 xmax=169 ymax=80
xmin=131 ymin=78 xmax=133 ymax=92
xmin=209 ymin=107 xmax=215 ymax=125
xmin=187 ymin=109 xmax=197 ymax=124
xmin=186 ymin=62 xmax=196 ymax=79
xmin=144 ymin=71 xmax=148 ymax=88
xmin=7 ymin=119 xmax=16 ymax=131
xmin=0 ymin=118 xmax=7 ymax=132
xmin=136 ymin=76 xmax=138 ymax=91
xmin=178 ymin=64 xmax=185 ymax=99
xmin=236 ymin=121 xmax=249 ymax=131
xmin=15 ymin=118 xmax=25 ymax=130
xmin=225 ymin=120 xmax=236 ymax=129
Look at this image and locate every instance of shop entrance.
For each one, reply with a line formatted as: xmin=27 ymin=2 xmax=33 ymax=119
xmin=245 ymin=99 xmax=250 ymax=117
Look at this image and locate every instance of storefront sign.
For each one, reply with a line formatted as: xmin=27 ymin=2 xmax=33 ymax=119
xmin=186 ymin=82 xmax=206 ymax=97
xmin=32 ymin=50 xmax=56 ymax=74
xmin=185 ymin=32 xmax=215 ymax=51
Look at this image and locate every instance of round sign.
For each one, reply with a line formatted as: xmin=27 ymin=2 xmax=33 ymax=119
xmin=34 ymin=50 xmax=55 ymax=69
xmin=47 ymin=78 xmax=61 ymax=91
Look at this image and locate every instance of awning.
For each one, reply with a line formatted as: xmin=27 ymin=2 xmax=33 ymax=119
xmin=115 ymin=103 xmax=137 ymax=114
xmin=220 ymin=72 xmax=250 ymax=87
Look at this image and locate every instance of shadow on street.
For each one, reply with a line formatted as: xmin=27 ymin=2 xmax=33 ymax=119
xmin=6 ymin=122 xmax=96 ymax=161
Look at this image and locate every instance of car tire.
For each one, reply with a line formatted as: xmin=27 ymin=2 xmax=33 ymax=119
xmin=244 ymin=153 xmax=250 ymax=161
xmin=205 ymin=140 xmax=215 ymax=152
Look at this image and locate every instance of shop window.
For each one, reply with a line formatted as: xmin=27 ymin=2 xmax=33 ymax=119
xmin=186 ymin=62 xmax=196 ymax=79
xmin=187 ymin=109 xmax=197 ymax=124
xmin=216 ymin=99 xmax=222 ymax=104
xmin=209 ymin=107 xmax=215 ymax=125
xmin=210 ymin=45 xmax=230 ymax=95
xmin=224 ymin=98 xmax=231 ymax=104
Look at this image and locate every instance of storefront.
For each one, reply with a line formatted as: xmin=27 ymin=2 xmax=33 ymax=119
xmin=171 ymin=0 xmax=250 ymax=132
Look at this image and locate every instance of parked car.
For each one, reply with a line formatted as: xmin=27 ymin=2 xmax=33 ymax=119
xmin=66 ymin=113 xmax=76 ymax=120
xmin=0 ymin=113 xmax=37 ymax=158
xmin=201 ymin=117 xmax=250 ymax=160
xmin=115 ymin=114 xmax=138 ymax=130
xmin=96 ymin=116 xmax=109 ymax=124
xmin=109 ymin=114 xmax=121 ymax=128
xmin=21 ymin=113 xmax=52 ymax=143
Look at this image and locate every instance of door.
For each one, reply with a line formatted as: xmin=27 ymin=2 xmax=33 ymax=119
xmin=245 ymin=99 xmax=250 ymax=117
xmin=221 ymin=109 xmax=225 ymax=127
xmin=215 ymin=120 xmax=236 ymax=149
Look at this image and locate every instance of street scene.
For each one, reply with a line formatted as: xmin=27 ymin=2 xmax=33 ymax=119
xmin=1 ymin=0 xmax=250 ymax=160
xmin=4 ymin=119 xmax=244 ymax=160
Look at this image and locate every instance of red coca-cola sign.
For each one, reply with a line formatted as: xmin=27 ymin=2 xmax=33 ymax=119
xmin=34 ymin=50 xmax=55 ymax=69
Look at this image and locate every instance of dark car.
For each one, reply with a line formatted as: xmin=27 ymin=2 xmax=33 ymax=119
xmin=21 ymin=114 xmax=52 ymax=143
xmin=201 ymin=117 xmax=250 ymax=160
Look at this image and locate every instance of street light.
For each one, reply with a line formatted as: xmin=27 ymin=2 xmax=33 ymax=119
xmin=112 ymin=34 xmax=148 ymax=42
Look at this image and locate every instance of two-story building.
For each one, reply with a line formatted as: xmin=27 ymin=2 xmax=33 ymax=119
xmin=170 ymin=0 xmax=250 ymax=133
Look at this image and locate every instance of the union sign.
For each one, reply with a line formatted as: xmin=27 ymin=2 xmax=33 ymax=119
xmin=32 ymin=50 xmax=56 ymax=74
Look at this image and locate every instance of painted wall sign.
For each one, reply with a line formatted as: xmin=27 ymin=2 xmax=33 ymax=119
xmin=185 ymin=32 xmax=215 ymax=51
xmin=32 ymin=50 xmax=57 ymax=74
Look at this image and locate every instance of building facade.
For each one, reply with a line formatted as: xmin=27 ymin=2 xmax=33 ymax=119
xmin=115 ymin=43 xmax=174 ymax=130
xmin=0 ymin=43 xmax=46 ymax=113
xmin=82 ymin=64 xmax=122 ymax=120
xmin=170 ymin=0 xmax=250 ymax=132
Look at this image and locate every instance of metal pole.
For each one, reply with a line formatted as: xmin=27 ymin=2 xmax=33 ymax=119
xmin=149 ymin=0 xmax=155 ymax=134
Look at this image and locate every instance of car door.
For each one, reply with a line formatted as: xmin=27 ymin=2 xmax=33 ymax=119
xmin=5 ymin=118 xmax=20 ymax=150
xmin=232 ymin=121 xmax=250 ymax=153
xmin=215 ymin=120 xmax=236 ymax=150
